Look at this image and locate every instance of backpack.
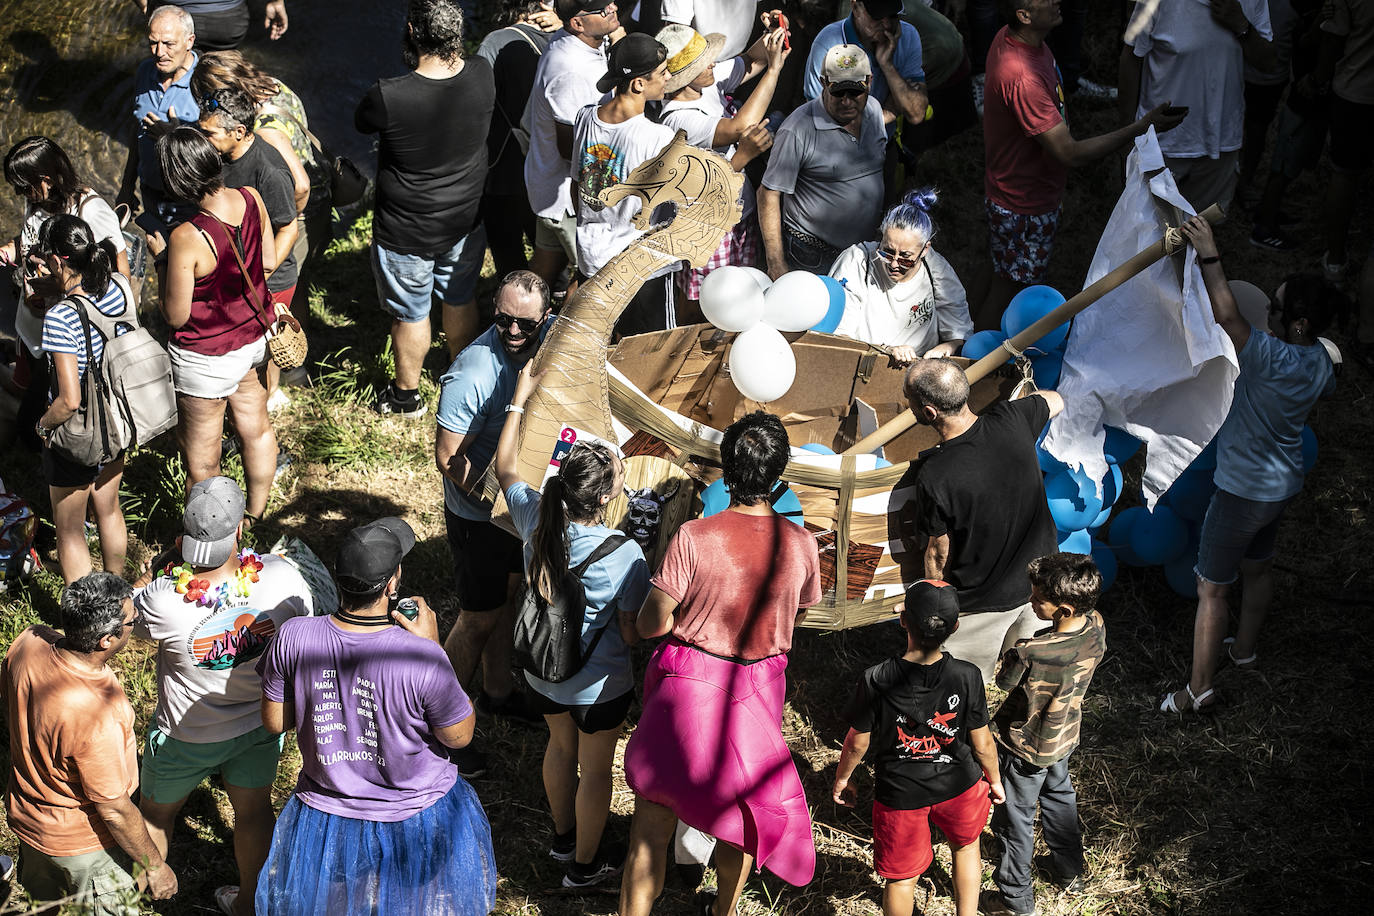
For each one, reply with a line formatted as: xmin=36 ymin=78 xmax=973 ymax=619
xmin=0 ymin=484 xmax=40 ymax=592
xmin=47 ymin=275 xmax=177 ymax=466
xmin=513 ymin=534 xmax=630 ymax=684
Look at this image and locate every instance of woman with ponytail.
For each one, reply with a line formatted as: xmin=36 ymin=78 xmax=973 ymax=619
xmin=31 ymin=214 xmax=132 ymax=581
xmin=829 ymin=187 xmax=974 ymax=365
xmin=495 ymin=362 xmax=650 ymax=888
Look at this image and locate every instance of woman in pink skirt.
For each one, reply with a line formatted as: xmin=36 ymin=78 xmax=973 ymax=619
xmin=620 ymin=411 xmax=822 ymax=916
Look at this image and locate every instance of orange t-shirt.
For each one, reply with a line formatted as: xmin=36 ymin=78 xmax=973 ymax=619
xmin=2 ymin=627 xmax=138 ymax=856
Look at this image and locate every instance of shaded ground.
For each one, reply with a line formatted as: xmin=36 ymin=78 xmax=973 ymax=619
xmin=1 ymin=2 xmax=1372 ymax=915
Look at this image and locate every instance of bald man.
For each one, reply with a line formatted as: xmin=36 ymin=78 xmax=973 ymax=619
xmin=900 ymin=358 xmax=1064 ymax=681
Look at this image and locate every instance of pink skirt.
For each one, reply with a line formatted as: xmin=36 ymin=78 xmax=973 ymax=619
xmin=624 ymin=641 xmax=815 ymax=886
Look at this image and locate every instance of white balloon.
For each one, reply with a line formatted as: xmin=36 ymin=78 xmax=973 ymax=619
xmin=728 ymin=324 xmax=797 ymax=403
xmin=762 ymin=271 xmax=829 ymax=332
xmin=700 ymin=266 xmax=765 ymax=332
xmin=741 ymin=266 xmax=773 ymax=293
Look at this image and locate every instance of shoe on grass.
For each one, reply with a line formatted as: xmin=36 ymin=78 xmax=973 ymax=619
xmin=1249 ymin=227 xmax=1298 ymax=252
xmin=266 ymin=388 xmax=291 ymax=413
xmin=562 ymin=856 xmax=622 ymax=889
xmin=980 ymin=888 xmax=1038 ymax=916
xmin=453 ymin=744 xmax=488 ymax=780
xmin=1321 ymin=252 xmax=1347 ymax=284
xmin=549 ymin=827 xmax=576 ymax=862
xmin=214 ymin=885 xmax=238 ymax=915
xmin=1072 ymin=77 xmax=1118 ymax=100
xmin=375 ymin=382 xmax=427 ymax=418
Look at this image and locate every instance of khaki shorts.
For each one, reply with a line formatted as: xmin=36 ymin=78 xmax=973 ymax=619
xmin=534 ymin=212 xmax=577 ymax=266
xmin=942 ymin=602 xmax=1041 ymax=683
xmin=1164 ymin=150 xmax=1240 ymax=217
xmin=18 ymin=841 xmax=137 ymax=916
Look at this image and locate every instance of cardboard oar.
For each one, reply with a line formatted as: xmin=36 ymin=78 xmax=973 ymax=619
xmin=842 ymin=203 xmax=1224 ymax=456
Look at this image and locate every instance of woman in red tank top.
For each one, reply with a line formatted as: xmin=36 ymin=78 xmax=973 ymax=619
xmin=147 ymin=126 xmax=281 ymax=521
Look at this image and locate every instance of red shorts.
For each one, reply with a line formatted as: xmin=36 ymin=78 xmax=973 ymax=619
xmin=872 ymin=779 xmax=992 ymax=880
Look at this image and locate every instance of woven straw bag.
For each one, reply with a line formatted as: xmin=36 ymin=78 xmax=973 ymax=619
xmin=266 ymin=301 xmax=307 ymax=370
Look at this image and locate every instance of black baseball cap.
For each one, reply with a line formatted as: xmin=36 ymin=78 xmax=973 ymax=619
xmin=904 ymin=579 xmax=960 ymax=641
xmin=597 ymin=33 xmax=668 ymax=93
xmin=857 ymin=0 xmax=905 ymax=18
xmin=557 ymin=0 xmax=614 ymax=21
xmin=335 ymin=517 xmax=416 ymax=594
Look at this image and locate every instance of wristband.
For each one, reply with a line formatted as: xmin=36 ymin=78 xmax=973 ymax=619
xmin=1199 ymin=255 xmax=1220 ymax=265
xmin=505 ymin=404 xmax=525 ymax=414
xmin=1236 ymin=23 xmax=1253 ymax=41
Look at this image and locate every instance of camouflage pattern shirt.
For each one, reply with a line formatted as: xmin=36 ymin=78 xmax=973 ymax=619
xmin=993 ymin=611 xmax=1106 ymax=767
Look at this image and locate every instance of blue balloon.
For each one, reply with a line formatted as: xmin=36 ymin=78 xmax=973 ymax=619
xmin=800 ymin=442 xmax=835 ymax=455
xmin=1030 ymin=349 xmax=1062 ymax=389
xmin=1057 ymin=528 xmax=1091 ymax=555
xmin=962 ymin=329 xmax=1011 ymax=364
xmin=1129 ymin=505 xmax=1189 ymax=565
xmin=1002 ymin=285 xmax=1069 ymax=351
xmin=1108 ymin=505 xmax=1149 ymax=566
xmin=701 ymin=478 xmax=805 ymax=527
xmin=1301 ymin=425 xmax=1317 ymax=473
xmin=1163 ymin=468 xmax=1215 ymax=524
xmin=812 ymin=275 xmax=846 ymax=334
xmin=1101 ymin=462 xmax=1124 ymax=509
xmin=1163 ymin=553 xmax=1198 ymax=598
xmin=1103 ymin=427 xmax=1141 ymax=464
xmin=1089 ymin=503 xmax=1112 ymax=531
xmin=874 ymin=457 xmax=892 ymax=468
xmin=1090 ymin=538 xmax=1118 ymax=592
xmin=1190 ymin=438 xmax=1218 ymax=471
xmin=1046 ymin=466 xmax=1104 ymax=532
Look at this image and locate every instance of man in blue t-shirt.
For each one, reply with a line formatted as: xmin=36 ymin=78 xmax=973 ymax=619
xmin=119 ymin=5 xmax=202 ymax=236
xmin=803 ymin=0 xmax=929 ymax=130
xmin=1163 ymin=218 xmax=1339 ymax=715
xmin=433 ymin=270 xmax=553 ymax=773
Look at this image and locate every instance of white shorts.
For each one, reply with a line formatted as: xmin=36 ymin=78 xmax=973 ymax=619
xmin=169 ymin=336 xmax=267 ymax=399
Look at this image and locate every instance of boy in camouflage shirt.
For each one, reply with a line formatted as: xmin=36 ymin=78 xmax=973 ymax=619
xmin=986 ymin=553 xmax=1106 ymax=916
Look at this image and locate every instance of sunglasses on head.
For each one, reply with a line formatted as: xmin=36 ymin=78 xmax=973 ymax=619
xmin=828 ymin=84 xmax=868 ymax=100
xmin=199 ymin=96 xmax=224 ymax=112
xmin=876 ymin=246 xmax=925 ymax=272
xmin=493 ymin=311 xmax=543 ymax=335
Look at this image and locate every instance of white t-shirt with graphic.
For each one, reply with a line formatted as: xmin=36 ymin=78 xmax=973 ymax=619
xmin=134 ymin=553 xmax=314 ymax=743
xmin=571 ymin=104 xmax=676 ymax=276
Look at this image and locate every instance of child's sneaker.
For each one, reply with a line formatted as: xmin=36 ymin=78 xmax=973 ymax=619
xmin=549 ymin=827 xmax=576 ymax=863
xmin=561 ymin=856 xmax=621 ymax=888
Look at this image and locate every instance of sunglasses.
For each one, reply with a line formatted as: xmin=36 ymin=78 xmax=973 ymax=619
xmin=493 ymin=311 xmax=544 ymax=335
xmin=875 ymin=246 xmax=926 ymax=272
xmin=828 ymin=85 xmax=868 ymax=100
xmin=110 ymin=608 xmax=146 ymax=636
xmin=199 ymin=96 xmax=224 ymax=112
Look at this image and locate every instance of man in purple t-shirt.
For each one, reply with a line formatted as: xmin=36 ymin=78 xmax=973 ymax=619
xmin=254 ymin=517 xmax=496 ymax=913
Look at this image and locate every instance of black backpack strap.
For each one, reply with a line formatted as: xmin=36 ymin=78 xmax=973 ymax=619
xmin=571 ymin=534 xmax=631 ymax=663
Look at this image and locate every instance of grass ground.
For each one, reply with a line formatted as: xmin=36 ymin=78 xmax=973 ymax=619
xmin=1 ymin=3 xmax=1372 ymax=914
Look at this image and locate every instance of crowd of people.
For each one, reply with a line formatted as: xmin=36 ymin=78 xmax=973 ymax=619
xmin=0 ymin=0 xmax=1367 ymax=914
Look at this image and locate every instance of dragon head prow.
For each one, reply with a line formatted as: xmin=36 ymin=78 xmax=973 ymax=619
xmin=598 ymin=130 xmax=744 ymax=231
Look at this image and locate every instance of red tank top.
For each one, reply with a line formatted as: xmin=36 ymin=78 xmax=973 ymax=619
xmin=172 ymin=187 xmax=272 ymax=355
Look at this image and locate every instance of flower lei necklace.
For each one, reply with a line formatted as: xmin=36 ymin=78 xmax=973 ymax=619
xmin=163 ymin=551 xmax=264 ymax=608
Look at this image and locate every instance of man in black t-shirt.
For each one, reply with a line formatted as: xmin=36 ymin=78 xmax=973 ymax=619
xmin=198 ymin=86 xmax=300 ymax=309
xmin=898 ymin=357 xmax=1063 ymax=682
xmin=834 ymin=580 xmax=1003 ymax=916
xmin=357 ymin=0 xmax=495 ymax=418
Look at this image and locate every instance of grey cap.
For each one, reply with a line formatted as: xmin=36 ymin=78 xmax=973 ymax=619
xmin=182 ymin=476 xmax=245 ymax=568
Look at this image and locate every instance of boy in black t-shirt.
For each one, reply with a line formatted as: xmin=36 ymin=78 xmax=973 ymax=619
xmin=833 ymin=580 xmax=1005 ymax=916
xmin=986 ymin=553 xmax=1106 ymax=916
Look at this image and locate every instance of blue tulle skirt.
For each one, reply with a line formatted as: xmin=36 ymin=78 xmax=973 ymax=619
xmin=255 ymin=779 xmax=497 ymax=915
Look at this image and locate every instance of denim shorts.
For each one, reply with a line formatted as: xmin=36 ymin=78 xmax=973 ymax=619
xmin=372 ymin=225 xmax=487 ymax=322
xmin=1194 ymin=488 xmax=1291 ymax=586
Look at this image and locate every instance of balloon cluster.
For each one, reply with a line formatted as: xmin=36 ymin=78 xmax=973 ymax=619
xmin=698 ymin=266 xmax=845 ymax=403
xmin=964 ymin=285 xmax=1070 ymax=387
xmin=1042 ymin=423 xmax=1320 ymax=599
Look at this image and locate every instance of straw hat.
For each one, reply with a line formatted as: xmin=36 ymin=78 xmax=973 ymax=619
xmin=657 ymin=24 xmax=728 ymax=95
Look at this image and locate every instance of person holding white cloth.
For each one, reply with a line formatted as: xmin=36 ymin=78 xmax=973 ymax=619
xmin=829 ymin=187 xmax=973 ymax=366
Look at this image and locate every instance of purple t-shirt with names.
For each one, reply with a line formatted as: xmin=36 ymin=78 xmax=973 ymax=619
xmin=257 ymin=615 xmax=472 ymax=821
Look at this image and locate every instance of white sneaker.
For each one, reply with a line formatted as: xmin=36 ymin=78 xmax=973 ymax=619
xmin=266 ymin=388 xmax=291 ymax=413
xmin=1321 ymin=252 xmax=1347 ymax=285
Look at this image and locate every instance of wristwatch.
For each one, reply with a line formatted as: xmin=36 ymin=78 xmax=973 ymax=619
xmin=35 ymin=421 xmax=52 ymax=442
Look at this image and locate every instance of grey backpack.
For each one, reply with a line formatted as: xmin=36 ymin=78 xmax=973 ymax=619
xmin=48 ymin=275 xmax=177 ymax=465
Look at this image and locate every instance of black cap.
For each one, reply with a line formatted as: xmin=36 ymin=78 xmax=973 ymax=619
xmin=857 ymin=0 xmax=905 ymax=18
xmin=557 ymin=0 xmax=613 ymax=22
xmin=335 ymin=517 xmax=416 ymax=594
xmin=597 ymin=33 xmax=668 ymax=93
xmin=904 ymin=579 xmax=960 ymax=641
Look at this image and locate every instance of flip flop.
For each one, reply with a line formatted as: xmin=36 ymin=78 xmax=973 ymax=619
xmin=214 ymin=885 xmax=238 ymax=915
xmin=1159 ymin=683 xmax=1216 ymax=714
xmin=1223 ymin=637 xmax=1258 ymax=668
